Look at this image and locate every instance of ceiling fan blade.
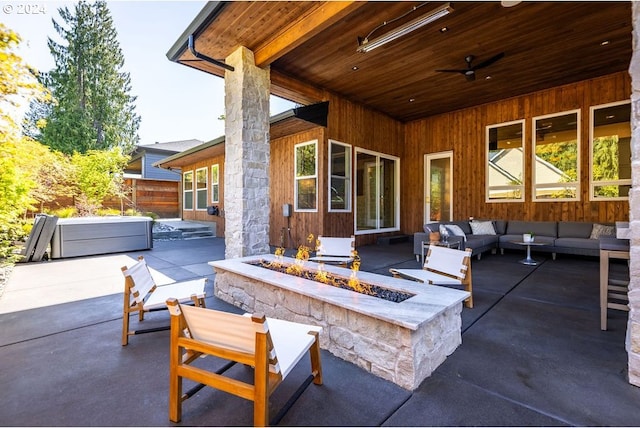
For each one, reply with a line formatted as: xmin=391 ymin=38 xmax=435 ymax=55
xmin=436 ymin=69 xmax=467 ymax=74
xmin=471 ymin=52 xmax=505 ymax=71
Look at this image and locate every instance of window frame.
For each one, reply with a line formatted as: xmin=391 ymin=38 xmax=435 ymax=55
xmin=294 ymin=140 xmax=318 ymax=212
xmin=183 ymin=170 xmax=194 ymax=210
xmin=211 ymin=164 xmax=220 ymax=203
xmin=589 ymin=100 xmax=631 ymax=202
xmin=532 ymin=109 xmax=581 ymax=202
xmin=328 ymin=140 xmax=352 ymax=212
xmin=354 ymin=147 xmax=400 ymax=235
xmin=195 ymin=167 xmax=208 ymax=210
xmin=485 ymin=119 xmax=526 ymax=203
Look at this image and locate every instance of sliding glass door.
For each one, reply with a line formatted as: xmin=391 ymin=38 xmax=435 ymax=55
xmin=355 ymin=149 xmax=399 ymax=233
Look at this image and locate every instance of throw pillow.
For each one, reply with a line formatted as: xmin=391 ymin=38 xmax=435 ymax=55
xmin=470 ymin=220 xmax=496 ymax=235
xmin=445 ymin=224 xmax=467 ymax=242
xmin=589 ymin=223 xmax=615 ymax=239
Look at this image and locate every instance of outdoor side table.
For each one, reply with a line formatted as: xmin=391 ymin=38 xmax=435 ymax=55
xmin=511 ymin=241 xmax=546 ymax=266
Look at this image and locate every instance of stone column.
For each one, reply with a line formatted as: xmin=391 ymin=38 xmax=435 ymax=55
xmin=223 ymin=46 xmax=270 ymax=259
xmin=629 ymin=2 xmax=640 ymax=388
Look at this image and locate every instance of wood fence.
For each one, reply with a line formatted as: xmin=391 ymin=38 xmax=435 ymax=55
xmin=37 ymin=178 xmax=179 ymax=219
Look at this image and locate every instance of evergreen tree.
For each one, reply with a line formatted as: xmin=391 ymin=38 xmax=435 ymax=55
xmin=41 ymin=1 xmax=140 ymax=154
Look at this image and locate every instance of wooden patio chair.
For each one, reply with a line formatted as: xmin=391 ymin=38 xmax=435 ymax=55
xmin=166 ymin=299 xmax=323 ymax=427
xmin=121 ymin=256 xmax=206 ymax=346
xmin=390 ymin=244 xmax=473 ymax=308
xmin=309 ymin=235 xmax=356 ymax=266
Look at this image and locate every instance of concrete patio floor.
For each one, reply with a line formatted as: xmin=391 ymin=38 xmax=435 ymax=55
xmin=1 ymin=235 xmax=639 ymax=426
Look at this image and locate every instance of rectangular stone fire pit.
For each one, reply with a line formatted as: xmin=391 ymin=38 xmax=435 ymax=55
xmin=210 ymin=255 xmax=469 ymax=390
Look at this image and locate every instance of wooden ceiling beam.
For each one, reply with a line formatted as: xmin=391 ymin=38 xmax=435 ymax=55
xmin=270 ymin=70 xmax=326 ymax=105
xmin=253 ymin=1 xmax=366 ymax=67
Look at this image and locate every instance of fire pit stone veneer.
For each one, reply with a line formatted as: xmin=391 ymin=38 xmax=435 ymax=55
xmin=209 ymin=255 xmax=470 ymax=390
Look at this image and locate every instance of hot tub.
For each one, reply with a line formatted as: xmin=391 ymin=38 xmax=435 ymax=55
xmin=50 ymin=216 xmax=153 ymax=259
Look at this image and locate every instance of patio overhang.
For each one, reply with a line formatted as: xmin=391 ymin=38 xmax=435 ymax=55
xmin=167 ymin=1 xmax=632 ymax=121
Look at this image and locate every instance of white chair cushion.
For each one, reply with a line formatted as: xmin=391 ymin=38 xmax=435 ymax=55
xmin=144 ymin=278 xmax=206 ymax=310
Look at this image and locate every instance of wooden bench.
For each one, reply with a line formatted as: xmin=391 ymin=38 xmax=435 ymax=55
xmin=390 ymin=244 xmax=473 ymax=308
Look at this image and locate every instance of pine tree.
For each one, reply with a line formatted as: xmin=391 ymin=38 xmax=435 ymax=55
xmin=41 ymin=1 xmax=140 ymax=154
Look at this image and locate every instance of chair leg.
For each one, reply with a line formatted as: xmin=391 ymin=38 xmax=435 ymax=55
xmin=169 ymin=328 xmax=183 ymax=422
xmin=122 ymin=312 xmax=130 ymax=346
xmin=254 ymin=334 xmax=270 ymax=427
xmin=122 ymin=293 xmax=131 ymax=346
xmin=309 ymin=332 xmax=323 ymax=385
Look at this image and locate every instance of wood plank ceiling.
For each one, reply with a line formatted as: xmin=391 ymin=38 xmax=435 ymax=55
xmin=171 ymin=1 xmax=632 ymax=122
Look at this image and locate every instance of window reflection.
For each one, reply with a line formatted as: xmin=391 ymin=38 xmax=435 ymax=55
xmin=533 ymin=110 xmax=580 ymax=201
xmin=486 ymin=120 xmax=524 ymax=202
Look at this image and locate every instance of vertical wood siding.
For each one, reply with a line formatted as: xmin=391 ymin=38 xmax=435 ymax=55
xmin=270 ymin=128 xmax=326 ymax=248
xmin=402 ymin=71 xmax=631 ymax=235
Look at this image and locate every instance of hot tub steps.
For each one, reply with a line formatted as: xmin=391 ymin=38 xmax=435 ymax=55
xmin=181 ymin=227 xmax=215 ymax=239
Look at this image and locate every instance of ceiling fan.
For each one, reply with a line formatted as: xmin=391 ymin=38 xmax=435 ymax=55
xmin=436 ymin=52 xmax=505 ymax=81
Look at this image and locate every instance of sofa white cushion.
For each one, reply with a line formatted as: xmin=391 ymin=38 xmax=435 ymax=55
xmin=442 ymin=224 xmax=467 ymax=241
xmin=470 ymin=220 xmax=496 ymax=235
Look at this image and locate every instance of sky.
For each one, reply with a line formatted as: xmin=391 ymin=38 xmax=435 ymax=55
xmin=2 ymin=0 xmax=296 ymax=145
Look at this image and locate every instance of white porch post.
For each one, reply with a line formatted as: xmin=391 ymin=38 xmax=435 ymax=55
xmin=223 ymin=46 xmax=271 ymax=259
xmin=628 ymin=2 xmax=640 ymax=388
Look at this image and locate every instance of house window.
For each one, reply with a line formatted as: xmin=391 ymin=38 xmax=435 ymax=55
xmin=532 ymin=110 xmax=580 ymax=201
xmin=196 ymin=167 xmax=207 ymax=210
xmin=294 ymin=140 xmax=317 ymax=211
xmin=183 ymin=171 xmax=193 ymax=210
xmin=590 ymin=101 xmax=631 ymax=201
xmin=355 ymin=148 xmax=400 ymax=234
xmin=211 ymin=164 xmax=220 ymax=203
xmin=486 ymin=120 xmax=525 ymax=202
xmin=329 ymin=140 xmax=352 ymax=212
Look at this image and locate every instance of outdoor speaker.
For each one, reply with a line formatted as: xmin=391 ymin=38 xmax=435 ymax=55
xmin=283 ymin=203 xmax=292 ymax=217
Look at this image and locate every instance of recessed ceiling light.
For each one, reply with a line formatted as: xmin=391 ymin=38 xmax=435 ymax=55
xmin=439 ymin=27 xmax=449 ymax=33
xmin=601 ymin=40 xmax=610 ymax=46
xmin=352 ymin=66 xmax=359 ymax=71
xmin=409 ymin=98 xmax=416 ymax=102
xmin=485 ymin=75 xmax=492 ymax=80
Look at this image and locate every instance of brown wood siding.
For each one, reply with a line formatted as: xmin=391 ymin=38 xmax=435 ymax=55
xmin=180 ymin=156 xmax=225 ymax=237
xmin=402 ymin=71 xmax=631 ymax=235
xmin=326 ymin=94 xmax=405 ymax=246
xmin=270 ymin=128 xmax=326 ymax=248
xmin=268 ymin=95 xmax=406 ymax=248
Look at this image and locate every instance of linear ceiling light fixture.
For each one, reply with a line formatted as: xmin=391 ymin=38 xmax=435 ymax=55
xmin=356 ymin=2 xmax=453 ymax=53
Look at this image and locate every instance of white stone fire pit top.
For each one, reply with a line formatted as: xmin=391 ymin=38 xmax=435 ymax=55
xmin=209 ymin=255 xmax=469 ymax=330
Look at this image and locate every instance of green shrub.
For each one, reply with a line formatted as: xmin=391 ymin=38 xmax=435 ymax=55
xmin=123 ymin=208 xmax=140 ymax=217
xmin=143 ymin=211 xmax=159 ymax=221
xmin=95 ymin=208 xmax=121 ymax=216
xmin=0 ymin=217 xmax=27 ymax=263
xmin=48 ymin=207 xmax=77 ymax=218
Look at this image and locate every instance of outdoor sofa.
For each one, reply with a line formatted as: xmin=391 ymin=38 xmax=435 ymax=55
xmin=413 ymin=219 xmax=617 ymax=261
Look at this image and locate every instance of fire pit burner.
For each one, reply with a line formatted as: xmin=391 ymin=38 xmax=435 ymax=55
xmin=247 ymin=260 xmax=414 ymax=303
